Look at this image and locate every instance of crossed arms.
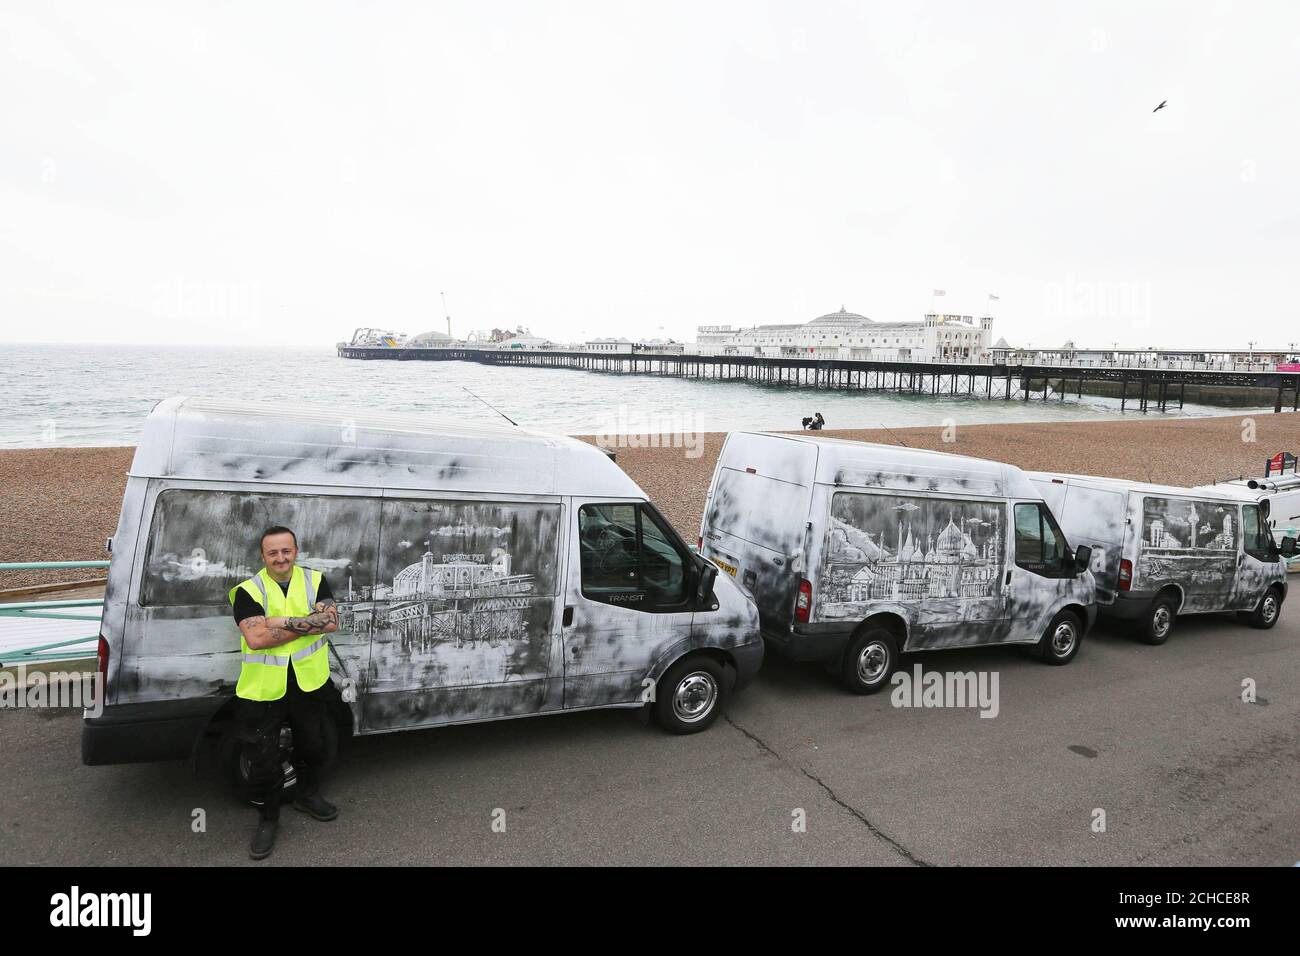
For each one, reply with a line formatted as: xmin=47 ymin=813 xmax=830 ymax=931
xmin=239 ymin=600 xmax=339 ymax=651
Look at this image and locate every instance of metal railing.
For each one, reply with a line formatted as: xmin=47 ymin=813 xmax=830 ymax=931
xmin=0 ymin=561 xmax=108 ymax=664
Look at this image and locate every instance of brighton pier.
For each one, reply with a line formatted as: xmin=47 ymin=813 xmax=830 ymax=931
xmin=336 ymin=345 xmax=1300 ymax=413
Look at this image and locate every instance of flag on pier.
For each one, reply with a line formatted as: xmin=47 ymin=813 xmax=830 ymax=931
xmin=932 ymin=289 xmax=946 ymax=297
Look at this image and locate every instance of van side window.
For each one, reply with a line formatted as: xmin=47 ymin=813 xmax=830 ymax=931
xmin=1014 ymin=503 xmax=1069 ymax=577
xmin=578 ymin=503 xmax=688 ymax=608
xmin=139 ymin=489 xmax=380 ymax=607
xmin=1241 ymin=505 xmax=1275 ymax=561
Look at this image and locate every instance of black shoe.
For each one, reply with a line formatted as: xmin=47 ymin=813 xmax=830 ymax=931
xmin=249 ymin=818 xmax=277 ymax=860
xmin=292 ymin=792 xmax=338 ymax=822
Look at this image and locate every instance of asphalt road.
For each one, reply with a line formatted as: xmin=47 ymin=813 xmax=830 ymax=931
xmin=1 ymin=612 xmax=1296 ymax=866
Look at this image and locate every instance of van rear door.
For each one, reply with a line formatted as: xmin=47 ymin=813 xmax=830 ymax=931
xmin=1062 ymin=482 xmax=1126 ymax=602
xmin=1029 ymin=476 xmax=1125 ymax=603
xmin=700 ymin=434 xmax=816 ymax=631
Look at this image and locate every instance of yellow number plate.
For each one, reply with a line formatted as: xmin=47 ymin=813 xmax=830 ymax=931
xmin=711 ymin=556 xmax=738 ymax=577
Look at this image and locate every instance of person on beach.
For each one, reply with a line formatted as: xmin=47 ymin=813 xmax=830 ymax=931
xmin=228 ymin=525 xmax=340 ymax=860
xmin=811 ymin=412 xmax=825 ymax=430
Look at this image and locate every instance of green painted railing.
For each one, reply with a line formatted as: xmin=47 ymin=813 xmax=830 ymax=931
xmin=1 ymin=561 xmax=110 ymax=572
xmin=0 ymin=562 xmax=108 ymax=664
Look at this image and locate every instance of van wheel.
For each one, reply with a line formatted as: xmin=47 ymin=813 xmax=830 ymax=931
xmin=1036 ymin=610 xmax=1082 ymax=665
xmin=1136 ymin=595 xmax=1177 ymax=645
xmin=1247 ymin=587 xmax=1283 ymax=629
xmin=654 ymin=656 xmax=726 ymax=734
xmin=840 ymin=628 xmax=898 ymax=694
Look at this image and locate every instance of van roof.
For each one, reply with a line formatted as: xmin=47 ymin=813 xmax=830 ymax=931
xmin=1027 ymin=471 xmax=1244 ymax=502
xmin=729 ymin=432 xmax=1040 ymax=499
xmin=1192 ymin=475 xmax=1300 ymax=499
xmin=129 ymin=396 xmax=644 ymax=498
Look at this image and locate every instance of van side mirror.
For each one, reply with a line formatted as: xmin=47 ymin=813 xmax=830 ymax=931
xmin=1074 ymin=544 xmax=1093 ymax=574
xmin=695 ymin=558 xmax=718 ymax=607
xmin=1282 ymin=536 xmax=1297 ymax=557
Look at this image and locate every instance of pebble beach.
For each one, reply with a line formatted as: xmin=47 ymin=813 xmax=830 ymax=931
xmin=2 ymin=412 xmax=1298 ymax=592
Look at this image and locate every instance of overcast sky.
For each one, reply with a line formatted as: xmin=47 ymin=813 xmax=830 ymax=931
xmin=2 ymin=1 xmax=1298 ymax=349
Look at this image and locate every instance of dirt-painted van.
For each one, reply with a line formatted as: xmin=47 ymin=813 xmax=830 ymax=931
xmin=1028 ymin=472 xmax=1294 ymax=644
xmin=83 ymin=397 xmax=762 ymax=787
xmin=698 ymin=432 xmax=1096 ymax=693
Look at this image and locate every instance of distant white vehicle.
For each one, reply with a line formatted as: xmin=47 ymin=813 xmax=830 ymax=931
xmin=1193 ymin=456 xmax=1300 ymax=567
xmin=1028 ymin=472 xmax=1293 ymax=645
xmin=699 ymin=433 xmax=1096 ymax=694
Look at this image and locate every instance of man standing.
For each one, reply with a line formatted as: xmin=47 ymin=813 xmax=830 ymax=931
xmin=228 ymin=525 xmax=341 ymax=860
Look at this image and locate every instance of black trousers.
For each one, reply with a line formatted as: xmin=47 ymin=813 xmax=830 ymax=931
xmin=237 ymin=665 xmax=330 ymax=821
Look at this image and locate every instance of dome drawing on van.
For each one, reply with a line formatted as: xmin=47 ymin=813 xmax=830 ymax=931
xmin=822 ymin=494 xmax=1004 ymax=605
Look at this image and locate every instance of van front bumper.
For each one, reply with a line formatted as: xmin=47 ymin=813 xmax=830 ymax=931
xmin=730 ymin=639 xmax=765 ymax=690
xmin=82 ymin=699 xmax=223 ymax=766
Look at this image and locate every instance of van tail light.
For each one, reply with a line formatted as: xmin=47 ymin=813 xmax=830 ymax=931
xmin=1117 ymin=559 xmax=1133 ymax=592
xmin=96 ymin=635 xmax=110 ymax=686
xmin=795 ymin=579 xmax=813 ymax=623
xmin=697 ymin=535 xmax=703 ymax=551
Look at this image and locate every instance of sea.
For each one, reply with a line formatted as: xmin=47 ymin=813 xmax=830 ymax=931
xmin=0 ymin=343 xmax=1262 ymax=449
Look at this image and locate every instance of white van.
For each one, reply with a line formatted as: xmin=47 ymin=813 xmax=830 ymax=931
xmin=1027 ymin=472 xmax=1293 ymax=644
xmin=697 ymin=433 xmax=1096 ymax=693
xmin=83 ymin=398 xmax=763 ymax=784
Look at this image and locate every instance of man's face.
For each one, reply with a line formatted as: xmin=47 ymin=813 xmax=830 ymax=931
xmin=261 ymin=533 xmax=298 ymax=576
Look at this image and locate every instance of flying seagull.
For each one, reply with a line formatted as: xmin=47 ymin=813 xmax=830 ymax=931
xmin=1153 ymin=100 xmax=1167 ymax=112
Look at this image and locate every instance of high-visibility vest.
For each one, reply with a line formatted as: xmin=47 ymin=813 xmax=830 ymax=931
xmin=228 ymin=565 xmax=330 ymax=701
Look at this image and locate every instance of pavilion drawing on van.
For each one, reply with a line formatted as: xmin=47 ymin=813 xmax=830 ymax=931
xmin=384 ymin=544 xmax=534 ymax=651
xmin=332 ymin=540 xmax=537 ymax=652
xmin=822 ymin=501 xmax=1003 ymax=604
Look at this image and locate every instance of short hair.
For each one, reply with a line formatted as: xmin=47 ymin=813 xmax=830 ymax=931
xmin=260 ymin=526 xmax=298 ymax=550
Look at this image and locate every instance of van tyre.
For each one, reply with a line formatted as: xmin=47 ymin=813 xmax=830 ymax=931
xmin=1247 ymin=587 xmax=1283 ymax=629
xmin=218 ymin=717 xmax=338 ymax=805
xmin=1037 ymin=610 xmax=1082 ymax=665
xmin=1136 ymin=595 xmax=1177 ymax=645
xmin=654 ymin=656 xmax=726 ymax=734
xmin=840 ymin=628 xmax=898 ymax=694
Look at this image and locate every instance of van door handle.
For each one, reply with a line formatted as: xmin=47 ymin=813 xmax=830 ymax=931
xmin=562 ymin=606 xmax=574 ymax=627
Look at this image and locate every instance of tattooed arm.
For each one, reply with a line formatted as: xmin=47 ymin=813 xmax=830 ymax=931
xmin=239 ymin=601 xmax=338 ymax=650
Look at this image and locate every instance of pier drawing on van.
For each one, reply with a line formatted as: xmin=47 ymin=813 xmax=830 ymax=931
xmin=361 ymin=501 xmax=559 ymax=693
xmin=820 ymin=493 xmax=1004 ymax=611
xmin=1136 ymin=496 xmax=1237 ymax=593
xmin=372 ymin=545 xmax=533 ymax=650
